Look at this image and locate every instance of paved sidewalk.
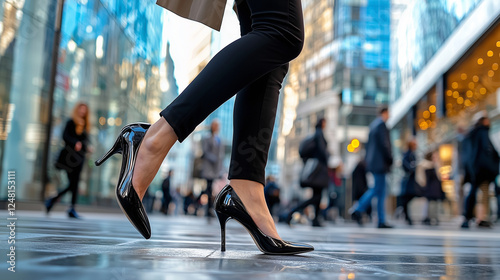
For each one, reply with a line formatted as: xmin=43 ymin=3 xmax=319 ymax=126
xmin=0 ymin=211 xmax=499 ymax=279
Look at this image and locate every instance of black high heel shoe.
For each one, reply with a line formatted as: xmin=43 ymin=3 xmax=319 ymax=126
xmin=214 ymin=185 xmax=314 ymax=255
xmin=95 ymin=123 xmax=152 ymax=239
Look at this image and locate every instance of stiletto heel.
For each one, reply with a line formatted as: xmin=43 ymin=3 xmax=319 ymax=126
xmin=94 ymin=122 xmax=152 ymax=239
xmin=214 ymin=185 xmax=314 ymax=255
xmin=95 ymin=134 xmax=123 ymax=166
xmin=216 ymin=211 xmax=231 ymax=251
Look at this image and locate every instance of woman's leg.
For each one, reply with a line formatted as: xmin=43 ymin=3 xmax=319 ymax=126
xmin=312 ymin=188 xmax=323 ymax=224
xmin=53 ymin=185 xmax=70 ymax=202
xmin=69 ymin=165 xmax=83 ymax=207
xmin=227 ymin=0 xmax=301 ymax=239
xmin=464 ymin=182 xmax=479 ymax=221
xmin=133 ymin=0 xmax=304 ymax=203
xmin=52 ymin=170 xmax=74 ymax=202
xmin=289 ymin=192 xmax=315 ymax=217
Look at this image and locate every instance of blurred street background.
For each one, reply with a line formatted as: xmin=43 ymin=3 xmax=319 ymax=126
xmin=1 ymin=0 xmax=500 ymax=277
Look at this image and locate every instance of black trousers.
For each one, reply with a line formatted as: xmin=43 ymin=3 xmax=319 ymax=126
xmin=401 ymin=194 xmax=416 ymax=222
xmin=160 ymin=0 xmax=304 ymax=186
xmin=204 ymin=179 xmax=214 ymax=216
xmin=464 ymin=181 xmax=490 ymax=220
xmin=54 ymin=163 xmax=83 ymax=207
xmin=464 ymin=171 xmax=495 ymax=220
xmin=289 ymin=188 xmax=323 ymax=222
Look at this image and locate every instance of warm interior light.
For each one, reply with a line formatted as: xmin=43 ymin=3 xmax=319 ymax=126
xmin=457 ymin=97 xmax=464 ymax=104
xmin=464 ymin=99 xmax=472 ymax=107
xmin=446 ymin=90 xmax=452 ymax=96
xmin=466 ymin=90 xmax=473 ymax=98
xmin=429 ymin=105 xmax=436 ymax=113
xmin=488 ymin=70 xmax=494 ymax=77
xmin=493 ymin=63 xmax=499 ymax=71
xmin=460 ymin=73 xmax=467 ymax=80
xmin=451 ymin=82 xmax=458 ymax=89
xmin=472 ymin=75 xmax=479 ymax=82
xmin=468 ymin=82 xmax=475 ymax=89
xmin=351 ymin=139 xmax=360 ymax=148
xmin=478 ymin=58 xmax=484 ymax=65
xmin=480 ymin=88 xmax=487 ymax=95
xmin=453 ymin=91 xmax=459 ymax=98
xmin=487 ymin=50 xmax=494 ymax=57
xmin=115 ymin=118 xmax=122 ymax=126
xmin=420 ymin=122 xmax=429 ymax=130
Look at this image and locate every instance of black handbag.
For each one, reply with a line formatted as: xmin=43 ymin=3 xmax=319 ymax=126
xmin=300 ymin=158 xmax=329 ymax=189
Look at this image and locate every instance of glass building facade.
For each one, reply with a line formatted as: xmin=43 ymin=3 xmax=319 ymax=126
xmin=334 ymin=0 xmax=391 ymax=121
xmin=0 ymin=0 xmax=178 ymax=205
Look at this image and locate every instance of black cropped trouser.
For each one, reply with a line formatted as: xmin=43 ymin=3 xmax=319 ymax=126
xmin=160 ymin=0 xmax=304 ymax=186
xmin=54 ymin=163 xmax=84 ymax=207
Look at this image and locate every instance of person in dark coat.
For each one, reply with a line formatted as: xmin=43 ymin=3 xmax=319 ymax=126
xmin=462 ymin=112 xmax=500 ymax=228
xmin=286 ymin=118 xmax=329 ymax=227
xmin=46 ymin=102 xmax=91 ymax=219
xmin=400 ymin=140 xmax=419 ymax=225
xmin=264 ymin=175 xmax=281 ymax=218
xmin=351 ymin=107 xmax=393 ymax=228
xmin=417 ymin=152 xmax=445 ymax=226
xmin=161 ymin=170 xmax=174 ymax=214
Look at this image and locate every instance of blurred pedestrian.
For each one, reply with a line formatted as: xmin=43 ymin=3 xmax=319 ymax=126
xmin=199 ymin=120 xmax=224 ymax=217
xmin=351 ymin=107 xmax=393 ymax=228
xmin=400 ymin=139 xmax=419 ymax=225
xmin=461 ymin=111 xmax=499 ymax=228
xmin=351 ymin=158 xmax=372 ymax=221
xmin=286 ymin=118 xmax=329 ymax=227
xmin=46 ymin=102 xmax=92 ymax=218
xmin=264 ymin=175 xmax=281 ymax=218
xmin=161 ymin=170 xmax=173 ymax=214
xmin=416 ymin=151 xmax=445 ymax=226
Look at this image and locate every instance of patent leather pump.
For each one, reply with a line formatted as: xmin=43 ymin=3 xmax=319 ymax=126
xmin=95 ymin=123 xmax=152 ymax=239
xmin=214 ymin=185 xmax=314 ymax=255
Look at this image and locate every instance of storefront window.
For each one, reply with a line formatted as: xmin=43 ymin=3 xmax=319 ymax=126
xmin=415 ymin=87 xmax=438 ymax=142
xmin=444 ymin=20 xmax=500 ymax=128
